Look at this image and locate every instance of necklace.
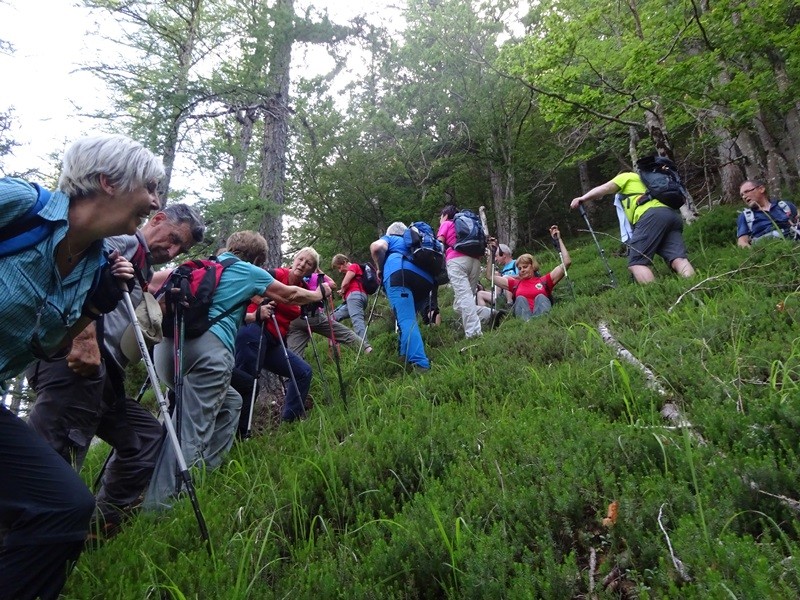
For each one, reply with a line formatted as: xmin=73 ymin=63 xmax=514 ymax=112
xmin=64 ymin=234 xmax=89 ymax=264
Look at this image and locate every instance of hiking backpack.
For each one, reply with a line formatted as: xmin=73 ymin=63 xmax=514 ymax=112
xmin=452 ymin=209 xmax=487 ymax=258
xmin=633 ymin=155 xmax=686 ymax=210
xmin=359 ymin=262 xmax=380 ymax=295
xmin=402 ymin=221 xmax=445 ymax=277
xmin=158 ymin=256 xmax=242 ymax=339
xmin=742 ymin=200 xmax=799 ymax=240
xmin=0 ymin=179 xmax=54 ymax=258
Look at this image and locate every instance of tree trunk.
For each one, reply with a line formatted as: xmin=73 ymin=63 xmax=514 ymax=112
xmin=750 ymin=106 xmax=791 ymax=192
xmin=734 ymin=127 xmax=765 ymax=181
xmin=768 ymin=49 xmax=800 ymax=181
xmin=488 ymin=160 xmax=517 ymax=250
xmin=714 ymin=125 xmax=742 ymax=205
xmin=159 ymin=0 xmax=202 ymax=204
xmin=257 ymin=0 xmax=294 ymax=268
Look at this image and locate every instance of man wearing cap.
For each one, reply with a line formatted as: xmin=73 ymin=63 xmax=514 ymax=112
xmin=570 ymin=157 xmax=695 ymax=283
xmin=26 ymin=203 xmax=205 ymax=537
xmin=477 ymin=243 xmax=517 ymax=309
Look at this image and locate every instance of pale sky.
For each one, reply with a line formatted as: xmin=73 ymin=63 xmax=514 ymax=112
xmin=0 ymin=0 xmax=402 ymax=183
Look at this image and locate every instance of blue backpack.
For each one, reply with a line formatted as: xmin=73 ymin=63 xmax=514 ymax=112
xmin=0 ymin=179 xmax=54 ymax=258
xmin=402 ymin=221 xmax=445 ymax=277
xmin=452 ymin=209 xmax=487 ymax=258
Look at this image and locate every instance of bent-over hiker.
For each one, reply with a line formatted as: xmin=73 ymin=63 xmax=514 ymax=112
xmin=570 ymin=164 xmax=695 ymax=283
xmin=0 ymin=134 xmax=155 ymax=600
xmin=144 ymin=231 xmax=329 ymax=510
xmin=371 ymin=222 xmax=434 ymax=372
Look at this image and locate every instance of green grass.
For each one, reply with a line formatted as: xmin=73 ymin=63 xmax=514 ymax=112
xmin=67 ymin=207 xmax=800 ymax=598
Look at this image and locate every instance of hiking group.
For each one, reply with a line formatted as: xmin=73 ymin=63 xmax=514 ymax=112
xmin=1 ymin=135 xmax=797 ymax=600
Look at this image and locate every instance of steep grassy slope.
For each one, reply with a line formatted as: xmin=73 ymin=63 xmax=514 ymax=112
xmin=66 ymin=206 xmax=800 ymax=599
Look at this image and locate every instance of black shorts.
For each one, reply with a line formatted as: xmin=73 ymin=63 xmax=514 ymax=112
xmin=628 ymin=207 xmax=688 ymax=267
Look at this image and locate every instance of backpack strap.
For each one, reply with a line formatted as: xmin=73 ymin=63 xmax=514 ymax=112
xmin=206 ymin=256 xmax=247 ymax=328
xmin=778 ymin=200 xmax=792 ymax=220
xmin=130 ymin=230 xmax=152 ymax=291
xmin=0 ymin=183 xmax=54 ymax=256
xmin=743 ymin=208 xmax=755 ymax=234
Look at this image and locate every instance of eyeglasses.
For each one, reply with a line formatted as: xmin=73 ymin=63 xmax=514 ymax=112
xmin=146 ymin=181 xmax=159 ymax=194
xmin=740 ymin=186 xmax=759 ymax=196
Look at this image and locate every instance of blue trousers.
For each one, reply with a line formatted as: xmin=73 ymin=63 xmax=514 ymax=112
xmin=0 ymin=406 xmax=95 ymax=600
xmin=234 ymin=324 xmax=312 ymax=423
xmin=384 ymin=271 xmax=432 ymax=369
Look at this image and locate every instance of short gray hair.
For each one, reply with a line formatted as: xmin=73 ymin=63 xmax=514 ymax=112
xmin=294 ymin=246 xmax=320 ymax=270
xmin=161 ymin=203 xmax=206 ymax=243
xmin=386 ymin=221 xmax=407 ymax=236
xmin=58 ymin=134 xmax=165 ymax=199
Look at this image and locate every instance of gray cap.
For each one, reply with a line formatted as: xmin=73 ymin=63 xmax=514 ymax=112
xmin=498 ymin=244 xmax=512 ymax=256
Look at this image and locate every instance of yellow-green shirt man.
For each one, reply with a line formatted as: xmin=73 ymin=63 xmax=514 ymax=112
xmin=570 ymin=168 xmax=695 ymax=284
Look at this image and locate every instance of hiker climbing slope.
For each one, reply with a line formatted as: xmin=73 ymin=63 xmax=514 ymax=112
xmin=144 ymin=231 xmax=329 ymax=510
xmin=570 ymin=155 xmax=695 ymax=284
xmin=0 ymin=134 xmax=155 ymax=600
xmin=371 ymin=221 xmax=437 ymax=372
xmin=25 ymin=203 xmax=205 ymax=538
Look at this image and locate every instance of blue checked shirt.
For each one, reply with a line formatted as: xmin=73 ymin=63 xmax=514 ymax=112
xmin=0 ymin=177 xmax=104 ymax=382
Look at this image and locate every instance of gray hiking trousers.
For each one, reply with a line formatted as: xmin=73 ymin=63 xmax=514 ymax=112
xmin=26 ymin=358 xmax=163 ymax=522
xmin=286 ymin=311 xmax=363 ymax=357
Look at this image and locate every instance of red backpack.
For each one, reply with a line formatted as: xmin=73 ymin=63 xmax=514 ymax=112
xmin=158 ymin=256 xmax=242 ymax=339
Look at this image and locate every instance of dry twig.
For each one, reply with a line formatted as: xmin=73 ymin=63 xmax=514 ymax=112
xmin=658 ymin=504 xmax=692 ymax=582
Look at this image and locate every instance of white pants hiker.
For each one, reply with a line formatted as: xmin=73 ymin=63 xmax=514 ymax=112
xmin=446 ymin=255 xmax=482 ymax=339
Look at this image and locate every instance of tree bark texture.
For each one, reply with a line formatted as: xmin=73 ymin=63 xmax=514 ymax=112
xmin=258 ymin=0 xmax=294 ymax=268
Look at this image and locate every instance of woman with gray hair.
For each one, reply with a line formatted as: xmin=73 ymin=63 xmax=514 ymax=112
xmin=370 ymin=221 xmax=434 ymax=371
xmin=0 ymin=133 xmax=157 ymax=600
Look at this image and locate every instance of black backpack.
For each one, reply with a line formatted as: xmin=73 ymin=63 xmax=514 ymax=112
xmin=360 ymin=262 xmax=380 ymax=295
xmin=634 ymin=155 xmax=686 ymax=210
xmin=452 ymin=210 xmax=487 ymax=257
xmin=158 ymin=256 xmax=243 ymax=339
xmin=402 ymin=221 xmax=445 ymax=277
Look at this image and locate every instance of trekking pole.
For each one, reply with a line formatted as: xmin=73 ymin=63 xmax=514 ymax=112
xmin=121 ymin=290 xmax=211 ymax=555
xmin=93 ymin=375 xmax=151 ymax=492
xmin=172 ymin=301 xmax=185 ymax=483
xmin=356 ymin=290 xmax=381 ymax=363
xmin=269 ymin=314 xmax=301 ymax=412
xmin=578 ymin=204 xmax=618 ymax=288
xmin=551 ymin=234 xmax=576 ymax=300
xmin=479 ymin=205 xmax=499 ymax=318
xmin=304 ymin=313 xmax=334 ymax=405
xmin=320 ymin=280 xmax=347 ymax=407
xmin=243 ymin=320 xmax=266 ymax=439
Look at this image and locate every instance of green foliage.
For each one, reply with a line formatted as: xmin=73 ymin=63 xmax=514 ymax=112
xmin=65 ymin=214 xmax=800 ymax=598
